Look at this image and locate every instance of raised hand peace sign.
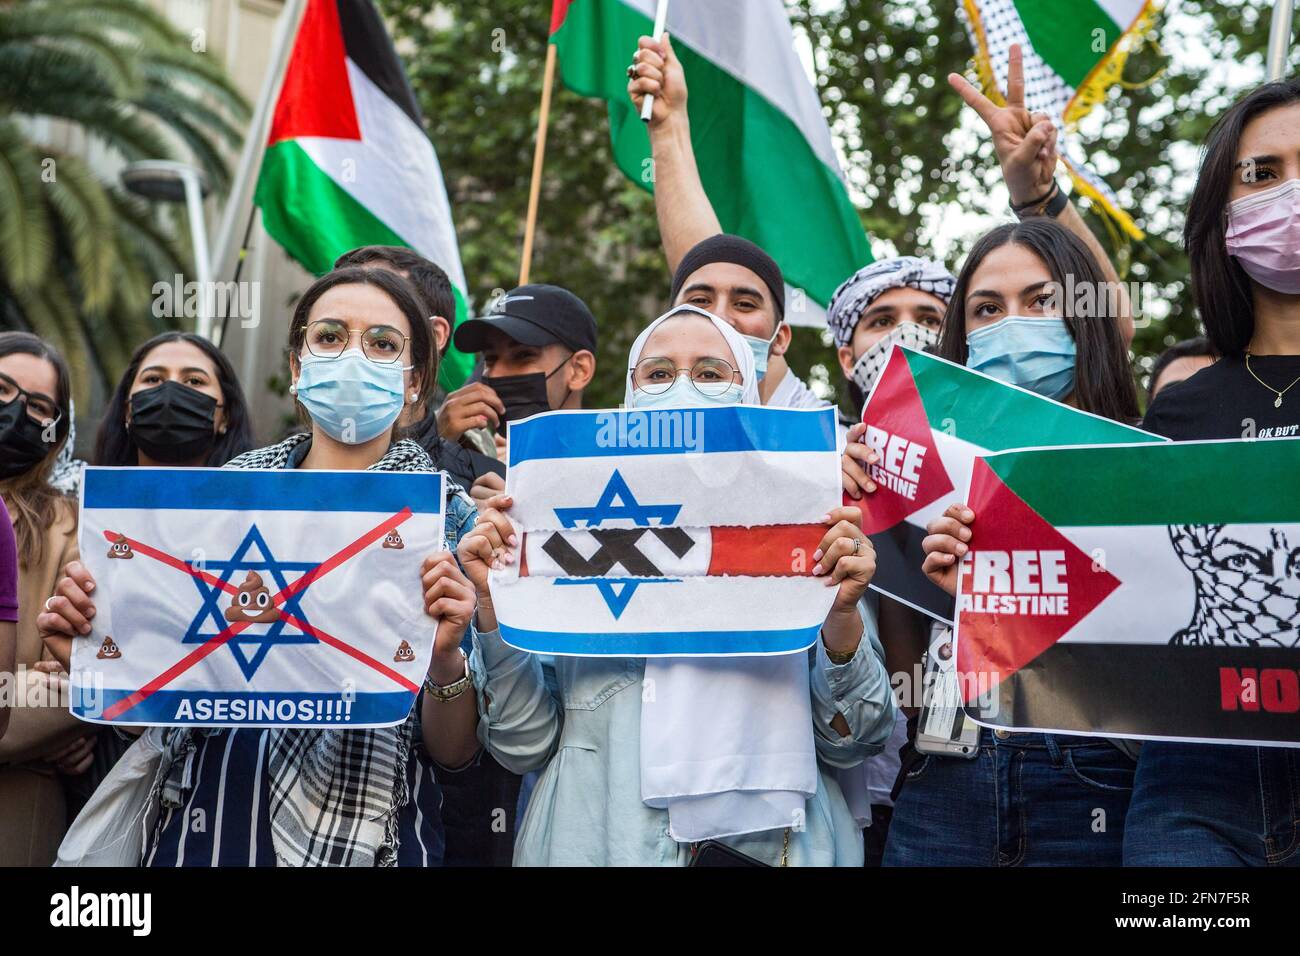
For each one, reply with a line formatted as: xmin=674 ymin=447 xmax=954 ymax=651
xmin=947 ymin=44 xmax=1059 ymax=207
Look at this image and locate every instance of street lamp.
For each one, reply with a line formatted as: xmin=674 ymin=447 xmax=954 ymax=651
xmin=120 ymin=160 xmax=214 ymax=339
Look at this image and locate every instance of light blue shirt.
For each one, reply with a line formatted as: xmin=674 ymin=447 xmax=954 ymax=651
xmin=469 ymin=615 xmax=897 ymax=866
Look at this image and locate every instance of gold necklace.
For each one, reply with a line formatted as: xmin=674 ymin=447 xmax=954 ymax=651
xmin=1245 ymin=351 xmax=1300 ymax=409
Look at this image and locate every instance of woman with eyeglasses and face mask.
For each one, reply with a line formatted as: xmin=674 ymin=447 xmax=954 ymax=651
xmin=0 ymin=332 xmax=97 ymax=864
xmin=456 ymin=305 xmax=896 ymax=866
xmin=888 ymin=218 xmax=1142 ymax=867
xmin=40 ymin=268 xmax=481 ymax=867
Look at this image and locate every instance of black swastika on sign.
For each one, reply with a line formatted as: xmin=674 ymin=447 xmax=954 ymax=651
xmin=542 ymin=527 xmax=695 ymax=578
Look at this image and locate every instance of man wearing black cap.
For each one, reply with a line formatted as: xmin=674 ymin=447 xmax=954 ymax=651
xmin=449 ymin=283 xmax=597 ymax=498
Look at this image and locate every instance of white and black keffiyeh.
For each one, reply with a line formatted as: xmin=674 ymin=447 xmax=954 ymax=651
xmin=155 ymin=433 xmax=438 ymax=867
xmin=826 ymin=257 xmax=956 ymax=349
xmin=49 ymin=400 xmax=86 ymax=495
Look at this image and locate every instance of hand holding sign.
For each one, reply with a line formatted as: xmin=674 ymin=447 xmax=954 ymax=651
xmin=421 ymin=551 xmax=477 ymax=685
xmin=840 ymin=422 xmax=880 ymax=500
xmin=921 ymin=503 xmax=976 ymax=598
xmin=459 ymin=494 xmax=516 ymax=584
xmin=38 ymin=559 xmax=99 ymax=670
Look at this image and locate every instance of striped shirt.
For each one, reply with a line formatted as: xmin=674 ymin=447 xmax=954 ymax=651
xmin=146 ymin=725 xmax=445 ymax=867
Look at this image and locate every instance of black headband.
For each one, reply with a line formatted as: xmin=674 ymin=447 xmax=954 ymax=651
xmin=669 ymin=234 xmax=785 ymax=321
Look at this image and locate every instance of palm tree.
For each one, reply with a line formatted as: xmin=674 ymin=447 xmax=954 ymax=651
xmin=0 ymin=0 xmax=249 ymax=404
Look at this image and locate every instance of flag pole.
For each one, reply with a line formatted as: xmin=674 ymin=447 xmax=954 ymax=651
xmin=1266 ymin=0 xmax=1295 ymax=81
xmin=519 ymin=42 xmax=558 ymax=287
xmin=208 ymin=0 xmax=306 ymax=341
xmin=639 ymin=0 xmax=671 ymax=122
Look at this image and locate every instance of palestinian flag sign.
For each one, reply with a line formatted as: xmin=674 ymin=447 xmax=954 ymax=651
xmin=854 ymin=345 xmax=1161 ymax=621
xmin=550 ymin=0 xmax=872 ymax=327
xmin=959 ymin=0 xmax=1158 ymax=240
xmin=254 ymin=0 xmax=473 ymax=389
xmin=957 ymin=438 xmax=1300 ymax=746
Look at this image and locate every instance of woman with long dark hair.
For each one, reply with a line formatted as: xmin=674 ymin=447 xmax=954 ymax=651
xmin=885 ymin=217 xmax=1141 ymax=866
xmin=934 ymin=217 xmax=1140 ymax=422
xmin=1128 ymin=78 xmax=1300 ymax=868
xmin=93 ymin=331 xmax=253 ymax=468
xmin=41 ymin=268 xmax=480 ymax=866
xmin=0 ymin=331 xmax=91 ymax=864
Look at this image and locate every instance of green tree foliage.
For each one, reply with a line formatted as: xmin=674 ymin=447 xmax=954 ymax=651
xmin=385 ymin=0 xmax=1296 ymax=410
xmin=0 ymin=0 xmax=248 ymax=405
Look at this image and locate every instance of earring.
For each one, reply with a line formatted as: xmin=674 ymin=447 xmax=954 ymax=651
xmin=409 ymin=391 xmax=418 ymax=402
xmin=289 ymin=384 xmax=297 ymax=396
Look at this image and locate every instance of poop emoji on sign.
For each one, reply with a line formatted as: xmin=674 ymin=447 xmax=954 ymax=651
xmin=97 ymin=636 xmax=121 ymax=660
xmin=394 ymin=640 xmax=415 ymax=663
xmin=224 ymin=570 xmax=279 ymax=624
xmin=107 ymin=535 xmax=134 ymax=559
xmin=383 ymin=530 xmax=405 ymax=550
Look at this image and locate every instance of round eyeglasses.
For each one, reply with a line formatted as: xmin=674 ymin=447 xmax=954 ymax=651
xmin=631 ymin=356 xmax=740 ymax=397
xmin=304 ymin=319 xmax=409 ymax=364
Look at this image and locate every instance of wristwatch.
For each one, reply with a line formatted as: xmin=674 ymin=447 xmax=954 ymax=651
xmin=423 ymin=647 xmax=473 ymax=702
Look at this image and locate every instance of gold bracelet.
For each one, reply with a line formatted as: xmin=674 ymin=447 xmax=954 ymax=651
xmin=825 ymin=644 xmax=856 ymax=666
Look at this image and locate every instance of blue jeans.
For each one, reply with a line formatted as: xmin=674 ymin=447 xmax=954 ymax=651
xmin=1123 ymin=742 xmax=1300 ymax=866
xmin=883 ymin=730 xmax=1134 ymax=866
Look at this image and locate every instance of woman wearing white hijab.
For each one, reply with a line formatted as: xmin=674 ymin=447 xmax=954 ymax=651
xmin=458 ymin=305 xmax=896 ymax=865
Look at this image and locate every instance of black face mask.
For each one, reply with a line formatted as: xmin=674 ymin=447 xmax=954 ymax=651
xmin=128 ymin=381 xmax=220 ymax=464
xmin=483 ymin=357 xmax=572 ymax=423
xmin=0 ymin=396 xmax=51 ymax=479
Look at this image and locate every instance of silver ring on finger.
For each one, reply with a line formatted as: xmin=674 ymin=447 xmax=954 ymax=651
xmin=627 ymin=63 xmax=638 ymax=79
xmin=852 ymin=538 xmax=864 ymax=556
xmin=44 ymin=596 xmax=56 ymax=611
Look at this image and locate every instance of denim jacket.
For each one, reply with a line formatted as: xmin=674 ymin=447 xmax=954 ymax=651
xmin=469 ymin=606 xmax=897 ymax=866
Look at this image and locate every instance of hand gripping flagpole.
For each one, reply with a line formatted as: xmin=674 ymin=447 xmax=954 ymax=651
xmin=1266 ymin=0 xmax=1296 ymax=81
xmin=639 ymin=0 xmax=671 ymax=122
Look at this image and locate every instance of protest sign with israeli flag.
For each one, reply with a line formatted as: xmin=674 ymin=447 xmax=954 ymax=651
xmin=853 ymin=345 xmax=1164 ymax=621
xmin=956 ymin=438 xmax=1300 ymax=747
xmin=492 ymin=405 xmax=842 ymax=656
xmin=71 ymin=467 xmax=444 ymax=728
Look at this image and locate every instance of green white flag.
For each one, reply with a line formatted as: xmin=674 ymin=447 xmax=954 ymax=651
xmin=550 ymin=0 xmax=873 ymax=326
xmin=959 ymin=0 xmax=1158 ymax=240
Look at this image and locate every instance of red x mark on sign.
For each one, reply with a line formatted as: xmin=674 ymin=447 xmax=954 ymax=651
xmin=100 ymin=508 xmax=418 ymax=721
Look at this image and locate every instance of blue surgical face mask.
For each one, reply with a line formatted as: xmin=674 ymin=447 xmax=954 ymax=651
xmin=294 ymin=348 xmax=410 ymax=444
xmin=742 ymin=323 xmax=782 ymax=381
xmin=629 ymin=373 xmax=745 ymax=409
xmin=966 ymin=315 xmax=1076 ymax=401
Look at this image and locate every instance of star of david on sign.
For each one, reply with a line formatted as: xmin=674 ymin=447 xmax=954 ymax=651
xmin=550 ymin=471 xmax=688 ymax=619
xmin=184 ymin=524 xmax=320 ymax=680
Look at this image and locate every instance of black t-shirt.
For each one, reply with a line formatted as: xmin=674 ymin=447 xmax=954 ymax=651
xmin=1142 ymin=354 xmax=1300 ymax=441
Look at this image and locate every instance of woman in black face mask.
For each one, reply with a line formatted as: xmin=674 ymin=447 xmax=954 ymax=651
xmin=93 ymin=332 xmax=253 ymax=468
xmin=0 ymin=332 xmax=91 ymax=864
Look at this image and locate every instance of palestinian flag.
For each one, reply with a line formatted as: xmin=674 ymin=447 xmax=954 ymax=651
xmin=550 ymin=0 xmax=872 ymax=327
xmin=959 ymin=0 xmax=1159 ymax=240
xmin=957 ymin=438 xmax=1300 ymax=746
xmin=854 ymin=345 xmax=1161 ymax=620
xmin=254 ymin=0 xmax=473 ymax=389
